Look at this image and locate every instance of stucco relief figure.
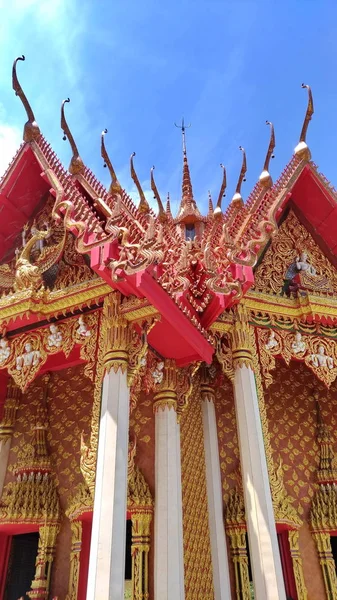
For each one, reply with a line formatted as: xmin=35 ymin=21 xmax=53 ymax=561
xmin=291 ymin=332 xmax=306 ymax=354
xmin=0 ymin=337 xmax=10 ymax=364
xmin=16 ymin=342 xmax=41 ymax=371
xmin=76 ymin=315 xmax=91 ymax=337
xmin=152 ymin=361 xmax=164 ymax=385
xmin=47 ymin=324 xmax=63 ymax=348
xmin=265 ymin=330 xmax=279 ymax=351
xmin=310 ymin=345 xmax=334 ymax=369
xmin=282 ymin=251 xmax=330 ymax=296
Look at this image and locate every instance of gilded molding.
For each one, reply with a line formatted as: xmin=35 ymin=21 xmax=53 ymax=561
xmin=0 ymin=381 xmax=21 ymax=441
xmin=312 ymin=532 xmax=337 ymax=600
xmin=27 ymin=523 xmax=60 ymax=600
xmin=225 ymin=489 xmax=251 ymax=600
xmin=66 ymin=521 xmax=83 ymax=600
xmin=230 ymin=303 xmax=253 ymax=369
xmin=0 ymin=311 xmax=99 ymax=391
xmin=288 ymin=530 xmax=308 ymax=600
xmin=257 ymin=326 xmax=337 ymax=388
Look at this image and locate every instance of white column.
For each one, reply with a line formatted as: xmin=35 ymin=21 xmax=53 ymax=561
xmin=154 ymin=360 xmax=185 ymax=600
xmin=201 ymin=382 xmax=232 ymax=600
xmin=86 ymin=368 xmax=129 ymax=600
xmin=233 ymin=363 xmax=286 ymax=600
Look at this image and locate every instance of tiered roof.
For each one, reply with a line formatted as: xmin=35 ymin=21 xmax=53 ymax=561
xmin=2 ymin=57 xmax=337 ymax=364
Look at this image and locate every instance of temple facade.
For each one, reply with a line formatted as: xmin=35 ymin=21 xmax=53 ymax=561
xmin=0 ymin=58 xmax=337 ymax=600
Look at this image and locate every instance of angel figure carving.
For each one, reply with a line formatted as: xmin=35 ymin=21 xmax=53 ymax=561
xmin=281 ymin=250 xmax=331 ymax=296
xmin=0 ymin=337 xmax=10 ymax=364
xmin=310 ymin=345 xmax=334 ymax=370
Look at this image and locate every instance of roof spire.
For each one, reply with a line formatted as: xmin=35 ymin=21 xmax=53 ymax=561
xmin=130 ymin=152 xmax=150 ymax=214
xmin=151 ymin=166 xmax=167 ymax=222
xmin=207 ymin=191 xmax=214 ymax=216
xmin=174 ymin=118 xmax=201 ymax=222
xmin=12 ymin=55 xmax=40 ymax=142
xmin=231 ymin=147 xmax=246 ymax=209
xmin=101 ymin=129 xmax=122 ymax=196
xmin=259 ymin=121 xmax=275 ymax=188
xmin=294 ymin=83 xmax=314 ymax=160
xmin=166 ymin=192 xmax=172 ymax=218
xmin=214 ymin=163 xmax=227 ymax=217
xmin=61 ymin=98 xmax=84 ymax=175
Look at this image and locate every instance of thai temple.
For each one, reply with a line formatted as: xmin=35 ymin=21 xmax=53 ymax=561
xmin=2 ymin=55 xmax=337 ymax=600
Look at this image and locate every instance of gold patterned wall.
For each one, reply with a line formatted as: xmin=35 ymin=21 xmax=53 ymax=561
xmin=180 ymin=392 xmax=214 ymax=599
xmin=265 ymin=360 xmax=328 ymax=599
xmin=1 ymin=365 xmax=94 ymax=598
xmin=214 ymin=377 xmax=240 ymax=500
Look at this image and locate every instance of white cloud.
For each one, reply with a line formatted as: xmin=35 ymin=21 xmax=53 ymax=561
xmin=0 ymin=124 xmax=22 ymax=177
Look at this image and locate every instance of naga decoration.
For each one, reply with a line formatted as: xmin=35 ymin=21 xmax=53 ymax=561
xmin=259 ymin=120 xmax=275 ymax=188
xmin=0 ymin=222 xmax=67 ymax=293
xmin=101 ymin=128 xmax=122 ymax=196
xmin=61 ymin=98 xmax=85 ymax=175
xmin=12 ymin=55 xmax=40 ymax=142
xmin=130 ymin=152 xmax=150 ymax=214
xmin=294 ymin=83 xmax=314 ymax=159
xmin=214 ymin=163 xmax=226 ymax=216
xmin=231 ymin=146 xmax=247 ymax=208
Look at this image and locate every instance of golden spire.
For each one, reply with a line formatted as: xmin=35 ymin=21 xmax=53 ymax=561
xmin=166 ymin=192 xmax=172 ymax=218
xmin=12 ymin=55 xmax=40 ymax=142
xmin=61 ymin=98 xmax=84 ymax=175
xmin=130 ymin=152 xmax=150 ymax=214
xmin=207 ymin=191 xmax=214 ymax=216
xmin=259 ymin=121 xmax=275 ymax=188
xmin=101 ymin=129 xmax=122 ymax=196
xmin=214 ymin=163 xmax=227 ymax=217
xmin=294 ymin=83 xmax=314 ymax=160
xmin=175 ymin=119 xmax=201 ymax=221
xmin=151 ymin=166 xmax=167 ymax=222
xmin=231 ymin=147 xmax=246 ymax=208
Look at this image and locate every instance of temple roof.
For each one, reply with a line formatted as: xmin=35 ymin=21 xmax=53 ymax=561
xmin=2 ymin=57 xmax=337 ymax=364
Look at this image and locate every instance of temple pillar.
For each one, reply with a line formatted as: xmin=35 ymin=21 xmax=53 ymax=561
xmin=153 ymin=359 xmax=185 ymax=600
xmin=230 ymin=305 xmax=286 ymax=600
xmin=200 ymin=371 xmax=232 ymax=600
xmin=86 ymin=293 xmax=130 ymax=600
xmin=227 ymin=529 xmax=251 ymax=600
xmin=313 ymin=532 xmax=337 ymax=600
xmin=66 ymin=521 xmax=83 ymax=600
xmin=0 ymin=381 xmax=20 ymax=497
xmin=288 ymin=530 xmax=308 ymax=600
xmin=28 ymin=524 xmax=59 ymax=600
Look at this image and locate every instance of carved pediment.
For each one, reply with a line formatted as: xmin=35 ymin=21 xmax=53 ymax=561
xmin=0 ymin=195 xmax=96 ymax=298
xmin=253 ymin=210 xmax=337 ymax=297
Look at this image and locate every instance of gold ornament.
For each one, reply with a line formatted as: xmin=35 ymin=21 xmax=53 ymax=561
xmin=65 ymin=521 xmax=83 ymax=600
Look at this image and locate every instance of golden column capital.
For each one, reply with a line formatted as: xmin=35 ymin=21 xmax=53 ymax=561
xmin=200 ymin=365 xmax=216 ymax=403
xmin=102 ymin=292 xmax=129 ymax=373
xmin=153 ymin=359 xmax=178 ymax=412
xmin=0 ymin=381 xmax=21 ymax=442
xmin=230 ymin=303 xmax=253 ymax=369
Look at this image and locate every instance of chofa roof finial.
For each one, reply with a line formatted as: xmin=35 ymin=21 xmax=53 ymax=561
xmin=151 ymin=166 xmax=167 ymax=222
xmin=231 ymin=147 xmax=246 ymax=208
xmin=130 ymin=152 xmax=150 ymax=214
xmin=101 ymin=129 xmax=122 ymax=196
xmin=12 ymin=55 xmax=40 ymax=142
xmin=294 ymin=83 xmax=314 ymax=160
xmin=259 ymin=121 xmax=275 ymax=188
xmin=214 ymin=163 xmax=227 ymax=218
xmin=61 ymin=98 xmax=84 ymax=175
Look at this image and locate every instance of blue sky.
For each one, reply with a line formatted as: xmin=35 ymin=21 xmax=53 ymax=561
xmin=1 ymin=1 xmax=337 ymax=215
